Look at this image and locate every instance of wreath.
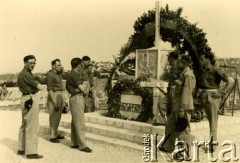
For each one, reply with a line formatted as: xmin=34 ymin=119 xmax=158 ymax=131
xmin=106 ymin=5 xmax=214 ymax=121
xmin=118 ymin=5 xmax=216 ymax=76
xmin=107 ymin=78 xmax=153 ymax=122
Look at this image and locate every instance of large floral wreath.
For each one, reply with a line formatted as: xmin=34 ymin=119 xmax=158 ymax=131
xmin=106 ymin=5 xmax=215 ymax=121
xmin=107 ymin=79 xmax=153 ymax=122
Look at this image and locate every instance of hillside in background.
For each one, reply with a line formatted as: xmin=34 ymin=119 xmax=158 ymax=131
xmin=1 ymin=58 xmax=240 ymax=85
xmin=0 ymin=74 xmax=18 ymax=83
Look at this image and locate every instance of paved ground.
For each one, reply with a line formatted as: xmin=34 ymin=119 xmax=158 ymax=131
xmin=1 ymin=107 xmax=240 ymax=162
xmin=0 ymin=110 xmax=143 ymax=163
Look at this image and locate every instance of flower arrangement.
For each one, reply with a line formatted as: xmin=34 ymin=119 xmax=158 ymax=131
xmin=107 ymin=78 xmax=153 ymax=122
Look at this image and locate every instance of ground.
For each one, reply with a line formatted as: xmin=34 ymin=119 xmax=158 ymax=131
xmin=1 ymin=107 xmax=240 ymax=163
xmin=0 ymin=110 xmax=143 ymax=163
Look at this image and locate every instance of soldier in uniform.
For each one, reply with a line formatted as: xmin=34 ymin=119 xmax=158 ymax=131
xmin=197 ymin=54 xmax=234 ymax=153
xmin=157 ymin=51 xmax=180 ymax=149
xmin=66 ymin=58 xmax=92 ymax=153
xmin=80 ymin=56 xmax=94 ymax=112
xmin=159 ymin=55 xmax=196 ymax=161
xmin=81 ymin=56 xmax=92 ymax=81
xmin=166 ymin=51 xmax=180 ymax=116
xmin=46 ymin=59 xmax=65 ymax=143
xmin=84 ymin=63 xmax=95 ymax=112
xmin=17 ymin=55 xmax=43 ymax=159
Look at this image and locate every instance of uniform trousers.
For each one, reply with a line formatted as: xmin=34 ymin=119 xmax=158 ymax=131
xmin=47 ymin=91 xmax=63 ymax=138
xmin=161 ymin=101 xmax=193 ymax=157
xmin=18 ymin=94 xmax=39 ymax=155
xmin=69 ymin=94 xmax=87 ymax=150
xmin=200 ymin=91 xmax=221 ymax=145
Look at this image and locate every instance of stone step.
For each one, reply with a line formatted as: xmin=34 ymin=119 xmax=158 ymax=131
xmin=61 ymin=112 xmax=166 ymax=132
xmin=59 ymin=121 xmax=164 ymax=145
xmin=55 ymin=117 xmax=240 ymax=148
xmin=39 ymin=111 xmax=240 ymax=154
xmin=57 ymin=112 xmax=240 ymax=146
xmin=41 ymin=123 xmax=240 ymax=155
xmin=63 ymin=112 xmax=240 ymax=134
xmin=39 ymin=125 xmax=143 ymax=152
xmin=84 ymin=112 xmax=165 ymax=134
xmin=86 ymin=112 xmax=240 ymax=129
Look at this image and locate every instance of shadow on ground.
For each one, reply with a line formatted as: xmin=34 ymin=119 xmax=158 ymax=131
xmin=38 ymin=132 xmax=72 ymax=148
xmin=0 ymin=138 xmax=18 ymax=154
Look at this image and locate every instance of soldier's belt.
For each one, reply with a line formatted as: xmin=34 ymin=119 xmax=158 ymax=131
xmin=53 ymin=90 xmax=63 ymax=93
xmin=199 ymin=88 xmax=218 ymax=92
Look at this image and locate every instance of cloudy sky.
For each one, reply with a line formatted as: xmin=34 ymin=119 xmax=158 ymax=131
xmin=0 ymin=0 xmax=240 ymax=74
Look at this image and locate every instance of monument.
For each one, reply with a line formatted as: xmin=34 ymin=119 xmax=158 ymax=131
xmin=119 ymin=1 xmax=170 ymax=124
xmin=136 ymin=1 xmax=169 ymax=125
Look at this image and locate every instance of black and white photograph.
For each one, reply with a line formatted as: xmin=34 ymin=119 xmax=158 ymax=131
xmin=0 ymin=0 xmax=240 ymax=162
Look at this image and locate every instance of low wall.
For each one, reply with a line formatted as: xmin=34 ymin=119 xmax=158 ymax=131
xmin=0 ymin=86 xmax=49 ymax=107
xmin=0 ymin=78 xmax=109 ymax=109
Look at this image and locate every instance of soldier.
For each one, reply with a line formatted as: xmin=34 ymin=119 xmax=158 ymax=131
xmin=81 ymin=56 xmax=92 ymax=81
xmin=80 ymin=56 xmax=94 ymax=111
xmin=159 ymin=55 xmax=196 ymax=161
xmin=166 ymin=51 xmax=180 ymax=116
xmin=197 ymin=54 xmax=234 ymax=153
xmin=66 ymin=58 xmax=92 ymax=153
xmin=46 ymin=59 xmax=65 ymax=143
xmin=17 ymin=55 xmax=43 ymax=159
xmin=84 ymin=63 xmax=95 ymax=112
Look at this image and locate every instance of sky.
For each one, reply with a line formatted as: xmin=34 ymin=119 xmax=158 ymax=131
xmin=0 ymin=0 xmax=240 ymax=74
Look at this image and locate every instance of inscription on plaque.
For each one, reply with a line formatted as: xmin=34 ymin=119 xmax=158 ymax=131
xmin=120 ymin=94 xmax=142 ymax=118
xmin=136 ymin=49 xmax=159 ymax=79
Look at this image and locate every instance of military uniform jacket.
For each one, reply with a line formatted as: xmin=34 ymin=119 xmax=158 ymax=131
xmin=174 ymin=67 xmax=196 ymax=111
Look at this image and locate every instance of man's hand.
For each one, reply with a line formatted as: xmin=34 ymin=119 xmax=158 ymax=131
xmin=37 ymin=84 xmax=43 ymax=91
xmin=83 ymin=81 xmax=90 ymax=94
xmin=174 ymin=79 xmax=183 ymax=86
xmin=219 ymin=90 xmax=227 ymax=100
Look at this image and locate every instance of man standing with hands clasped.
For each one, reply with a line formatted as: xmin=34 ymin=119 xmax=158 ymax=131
xmin=46 ymin=59 xmax=65 ymax=143
xmin=66 ymin=58 xmax=92 ymax=153
xmin=17 ymin=55 xmax=43 ymax=159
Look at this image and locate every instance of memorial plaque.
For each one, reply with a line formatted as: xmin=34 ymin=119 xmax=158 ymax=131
xmin=136 ymin=49 xmax=157 ymax=79
xmin=135 ymin=48 xmax=169 ymax=80
xmin=120 ymin=94 xmax=142 ymax=119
